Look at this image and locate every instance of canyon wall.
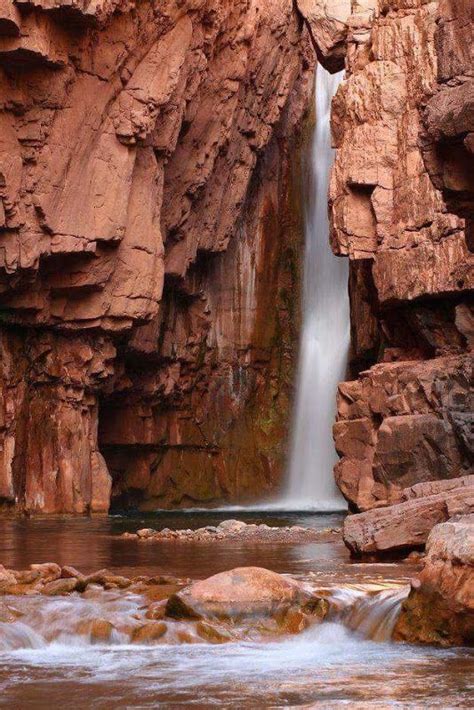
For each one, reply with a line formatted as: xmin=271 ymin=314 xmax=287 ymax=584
xmin=323 ymin=0 xmax=473 ymax=511
xmin=0 ymin=0 xmax=471 ymax=516
xmin=0 ymin=0 xmax=314 ymax=513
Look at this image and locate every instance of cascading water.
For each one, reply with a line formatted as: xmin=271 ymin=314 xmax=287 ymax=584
xmin=1 ymin=575 xmax=471 ymax=707
xmin=284 ymin=64 xmax=349 ymax=511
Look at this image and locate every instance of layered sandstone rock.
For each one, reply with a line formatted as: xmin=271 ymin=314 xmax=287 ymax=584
xmin=343 ymin=474 xmax=474 ymax=555
xmin=0 ymin=0 xmax=314 ymax=512
xmin=421 ymin=0 xmax=474 ymax=237
xmin=394 ymin=515 xmax=474 ymax=646
xmin=334 ymin=355 xmax=473 ymax=510
xmin=0 ymin=329 xmax=114 ymax=513
xmin=330 ymin=0 xmax=474 ymax=518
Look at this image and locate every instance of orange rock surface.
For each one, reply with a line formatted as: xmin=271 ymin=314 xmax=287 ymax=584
xmin=330 ymin=0 xmax=473 ymax=523
xmin=394 ymin=515 xmax=474 ymax=646
xmin=0 ymin=0 xmax=314 ymax=512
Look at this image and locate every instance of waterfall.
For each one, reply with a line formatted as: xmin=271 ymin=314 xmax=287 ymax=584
xmin=284 ymin=64 xmax=349 ymax=511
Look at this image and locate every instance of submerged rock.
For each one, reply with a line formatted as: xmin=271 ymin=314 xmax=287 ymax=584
xmin=195 ymin=620 xmax=235 ymax=644
xmin=145 ymin=600 xmax=167 ymax=621
xmin=394 ymin=516 xmax=474 ymax=647
xmin=131 ymin=621 xmax=167 ymax=644
xmin=166 ymin=566 xmax=327 ymax=621
xmin=76 ymin=618 xmax=115 ymax=644
xmin=0 ymin=602 xmax=22 ymax=624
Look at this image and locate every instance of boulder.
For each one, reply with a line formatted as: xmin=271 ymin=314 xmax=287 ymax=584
xmin=82 ymin=570 xmax=131 ymax=589
xmin=165 ymin=567 xmax=326 ymax=621
xmin=217 ymin=520 xmax=248 ymax=533
xmin=31 ymin=563 xmax=61 ymax=582
xmin=145 ymin=600 xmax=167 ymax=620
xmin=42 ymin=578 xmax=78 ymax=596
xmin=0 ymin=566 xmax=17 ymax=592
xmin=12 ymin=569 xmax=41 ymax=584
xmin=394 ymin=516 xmax=474 ymax=646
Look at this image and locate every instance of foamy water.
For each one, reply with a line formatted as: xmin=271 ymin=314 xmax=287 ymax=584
xmin=0 ymin=585 xmax=472 ymax=708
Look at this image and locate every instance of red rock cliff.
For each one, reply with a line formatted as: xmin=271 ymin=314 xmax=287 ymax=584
xmin=325 ymin=0 xmax=473 ymax=511
xmin=0 ymin=0 xmax=472 ymax=516
xmin=0 ymin=0 xmax=314 ymax=513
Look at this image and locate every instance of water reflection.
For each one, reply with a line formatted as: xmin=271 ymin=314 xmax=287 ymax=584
xmin=0 ymin=512 xmax=411 ymax=584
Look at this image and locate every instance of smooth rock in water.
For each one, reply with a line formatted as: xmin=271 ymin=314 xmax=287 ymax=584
xmin=31 ymin=563 xmax=62 ymax=582
xmin=131 ymin=621 xmax=167 ymax=643
xmin=145 ymin=600 xmax=167 ymax=621
xmin=278 ymin=608 xmax=311 ymax=634
xmin=165 ymin=567 xmax=325 ymax=621
xmin=394 ymin=515 xmax=474 ymax=647
xmin=196 ymin=620 xmax=234 ymax=643
xmin=42 ymin=578 xmax=78 ymax=596
xmin=76 ymin=618 xmax=115 ymax=644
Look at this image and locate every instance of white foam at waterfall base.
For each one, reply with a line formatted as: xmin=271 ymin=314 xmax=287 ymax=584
xmin=283 ymin=64 xmax=349 ymax=512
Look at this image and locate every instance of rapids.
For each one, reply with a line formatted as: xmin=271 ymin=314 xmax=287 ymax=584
xmin=0 ymin=583 xmax=472 ymax=708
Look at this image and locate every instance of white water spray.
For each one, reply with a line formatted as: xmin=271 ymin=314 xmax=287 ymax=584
xmin=284 ymin=65 xmax=349 ymax=511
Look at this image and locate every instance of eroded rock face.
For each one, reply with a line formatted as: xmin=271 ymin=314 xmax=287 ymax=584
xmin=0 ymin=0 xmax=314 ymax=512
xmin=421 ymin=0 xmax=474 ymax=238
xmin=330 ymin=0 xmax=474 ymax=517
xmin=343 ymin=475 xmax=474 ymax=555
xmin=394 ymin=515 xmax=474 ymax=646
xmin=334 ymin=355 xmax=473 ymax=511
xmin=296 ymin=0 xmax=377 ymax=72
xmin=0 ymin=330 xmax=114 ymax=513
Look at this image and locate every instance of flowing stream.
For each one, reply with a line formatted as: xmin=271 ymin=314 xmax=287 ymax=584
xmin=285 ymin=65 xmax=349 ymax=511
xmin=0 ymin=513 xmax=473 ymax=708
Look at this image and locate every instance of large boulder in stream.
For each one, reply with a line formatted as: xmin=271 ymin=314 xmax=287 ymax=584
xmin=166 ymin=567 xmax=327 ymax=621
xmin=394 ymin=515 xmax=474 ymax=647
